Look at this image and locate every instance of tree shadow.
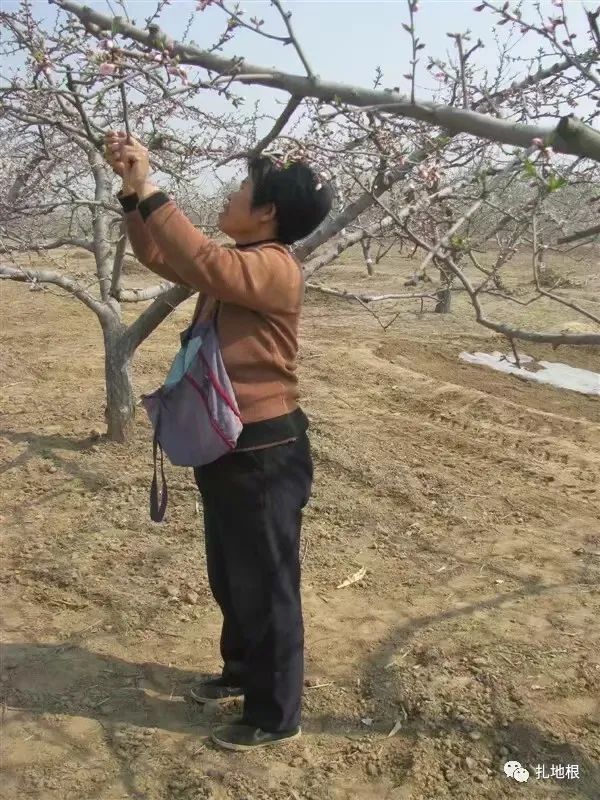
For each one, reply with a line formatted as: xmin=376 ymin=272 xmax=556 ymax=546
xmin=352 ymin=578 xmax=600 ymax=799
xmin=0 ymin=428 xmax=110 ymax=490
xmin=3 ymin=634 xmax=598 ymax=797
xmin=1 ymin=641 xmax=213 ymax=735
xmin=3 ymin=568 xmax=598 ymax=797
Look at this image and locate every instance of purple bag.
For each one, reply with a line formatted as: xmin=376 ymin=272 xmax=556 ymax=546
xmin=141 ymin=297 xmax=243 ymax=522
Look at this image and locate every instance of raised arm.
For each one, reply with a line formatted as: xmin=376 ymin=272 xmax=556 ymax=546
xmin=105 ymin=132 xmax=187 ymax=287
xmin=135 ymin=192 xmax=303 ymax=314
xmin=117 ymin=191 xmax=189 ymax=286
xmin=108 ymin=132 xmax=303 ymax=313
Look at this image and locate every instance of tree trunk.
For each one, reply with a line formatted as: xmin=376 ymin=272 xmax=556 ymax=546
xmin=361 ymin=238 xmax=374 ymax=276
xmin=434 ymin=287 xmax=452 ymax=313
xmin=102 ymin=321 xmax=135 ymax=442
xmin=435 ymin=266 xmax=452 ymax=313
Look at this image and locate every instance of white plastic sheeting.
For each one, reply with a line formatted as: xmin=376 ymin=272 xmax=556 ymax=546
xmin=459 ymin=351 xmax=600 ymax=397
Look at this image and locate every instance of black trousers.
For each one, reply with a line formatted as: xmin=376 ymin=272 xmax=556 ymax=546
xmin=194 ymin=432 xmax=313 ymax=732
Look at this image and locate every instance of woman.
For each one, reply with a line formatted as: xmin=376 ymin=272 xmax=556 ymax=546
xmin=105 ymin=131 xmax=332 ymax=751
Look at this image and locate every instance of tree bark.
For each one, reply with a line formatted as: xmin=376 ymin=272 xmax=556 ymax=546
xmin=102 ymin=320 xmax=136 ymax=443
xmin=361 ymin=238 xmax=374 ymax=276
xmin=434 ymin=285 xmax=452 ymax=314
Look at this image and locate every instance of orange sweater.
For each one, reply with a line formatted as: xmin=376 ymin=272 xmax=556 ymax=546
xmin=121 ymin=191 xmax=309 ymax=447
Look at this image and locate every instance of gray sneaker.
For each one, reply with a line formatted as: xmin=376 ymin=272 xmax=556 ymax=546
xmin=211 ymin=721 xmax=301 ymax=751
xmin=187 ymin=676 xmax=244 ymax=704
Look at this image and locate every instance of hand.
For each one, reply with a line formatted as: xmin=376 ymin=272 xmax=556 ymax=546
xmin=104 ymin=130 xmax=136 ymax=195
xmin=104 ymin=130 xmax=128 ymax=177
xmin=111 ymin=135 xmax=151 ymax=193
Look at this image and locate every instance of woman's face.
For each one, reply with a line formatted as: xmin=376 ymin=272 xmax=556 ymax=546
xmin=217 ymin=177 xmax=276 ymax=242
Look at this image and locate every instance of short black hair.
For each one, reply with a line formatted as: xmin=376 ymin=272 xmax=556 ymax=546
xmin=247 ymin=156 xmax=333 ymax=245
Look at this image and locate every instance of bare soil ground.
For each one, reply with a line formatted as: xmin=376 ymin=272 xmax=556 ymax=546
xmin=1 ymin=246 xmax=599 ymax=800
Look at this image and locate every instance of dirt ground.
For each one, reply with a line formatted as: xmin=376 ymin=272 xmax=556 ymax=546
xmin=1 ymin=246 xmax=599 ymax=800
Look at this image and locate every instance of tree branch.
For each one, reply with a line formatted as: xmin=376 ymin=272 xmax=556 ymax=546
xmin=55 ymin=0 xmax=600 ymax=162
xmin=2 ymin=103 xmax=97 ymax=152
xmin=303 ymin=217 xmax=395 ymax=279
xmin=306 ymin=282 xmax=438 ymax=304
xmin=338 ymin=160 xmax=600 ymax=346
xmin=0 ymin=237 xmax=95 ymax=253
xmin=557 ymin=222 xmax=600 ymax=245
xmin=117 ymin=281 xmax=174 ymax=302
xmin=65 ymin=66 xmax=97 ymax=144
xmin=217 ymin=95 xmax=302 ymax=165
xmin=271 ymin=0 xmax=315 ymax=80
xmin=88 ymin=149 xmax=113 ymax=302
xmin=110 ymin=218 xmax=128 ymax=298
xmin=124 ymin=284 xmax=193 ymax=352
xmin=533 ymin=216 xmax=600 ymax=326
xmin=0 ymin=263 xmax=110 ymax=319
xmin=295 ymin=144 xmax=431 ymax=262
xmin=406 ymin=229 xmax=600 ymax=346
xmin=6 ymin=154 xmax=48 ymax=204
xmin=478 ymin=48 xmax=598 ymax=112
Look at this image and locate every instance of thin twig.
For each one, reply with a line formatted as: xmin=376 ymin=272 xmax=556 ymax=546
xmin=508 ymin=337 xmax=521 ymax=369
xmin=271 ymin=0 xmax=315 ymax=80
xmin=499 ymin=653 xmax=516 ymax=668
xmin=119 ymin=67 xmax=131 ymax=142
xmin=456 ymin=34 xmax=469 ymax=109
xmin=533 ymin=215 xmax=600 ymax=325
xmin=217 ymin=95 xmax=302 ymax=165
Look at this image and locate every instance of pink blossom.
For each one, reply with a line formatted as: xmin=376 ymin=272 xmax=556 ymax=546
xmin=552 ymin=0 xmax=563 ymax=6
xmin=543 ymin=19 xmax=559 ymax=33
xmin=196 ymin=0 xmax=214 ymax=9
xmin=417 ymin=163 xmax=441 ymax=187
xmin=532 ymin=137 xmax=544 ymax=147
xmin=99 ymin=62 xmax=117 ymax=77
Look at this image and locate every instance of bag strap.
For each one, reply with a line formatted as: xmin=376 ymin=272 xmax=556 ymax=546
xmin=148 ymin=294 xmax=221 ymax=523
xmin=150 ymin=424 xmax=168 ymax=523
xmin=186 ymin=294 xmax=220 ymax=342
